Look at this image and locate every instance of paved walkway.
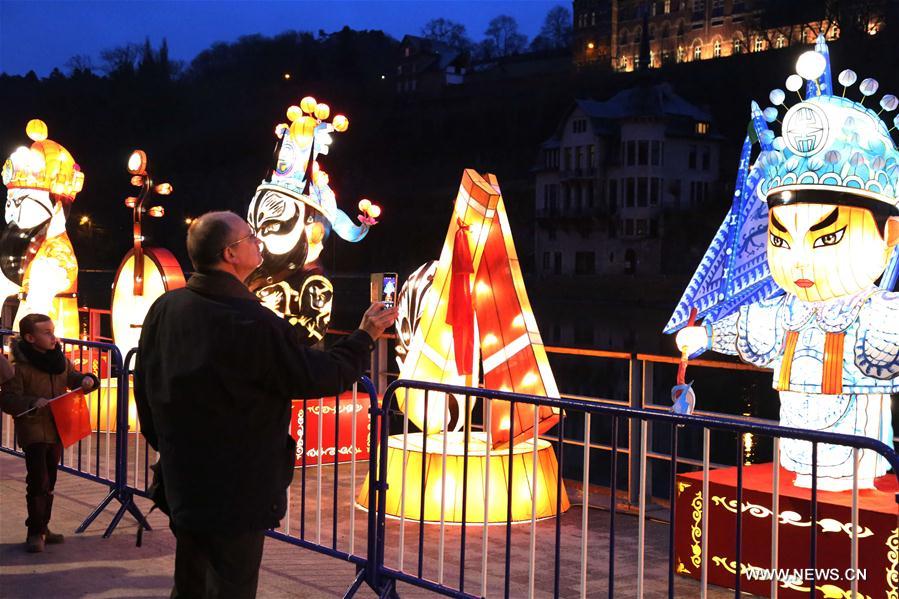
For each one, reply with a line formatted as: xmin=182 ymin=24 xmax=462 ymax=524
xmin=0 ymin=452 xmax=377 ymax=598
xmin=0 ymin=451 xmax=746 ymax=598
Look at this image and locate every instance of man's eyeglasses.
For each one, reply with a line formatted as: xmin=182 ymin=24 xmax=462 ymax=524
xmin=220 ymin=232 xmax=261 ymax=256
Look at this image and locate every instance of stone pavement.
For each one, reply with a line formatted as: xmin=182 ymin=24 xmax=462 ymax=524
xmin=0 ymin=451 xmax=383 ymax=599
xmin=0 ymin=451 xmax=748 ymax=598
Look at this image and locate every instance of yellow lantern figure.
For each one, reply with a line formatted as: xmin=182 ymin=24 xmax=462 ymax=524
xmin=1 ymin=119 xmax=82 ymax=339
xmin=358 ymin=169 xmax=570 ymax=523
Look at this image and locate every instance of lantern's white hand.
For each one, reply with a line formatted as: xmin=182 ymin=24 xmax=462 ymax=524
xmin=676 ymin=326 xmax=709 ymax=357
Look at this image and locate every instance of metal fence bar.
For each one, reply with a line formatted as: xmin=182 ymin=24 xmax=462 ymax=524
xmin=735 ymin=435 xmax=744 ymax=598
xmin=481 ymin=396 xmax=492 ymax=599
xmin=459 ymin=392 xmax=472 ymax=594
xmin=553 ymin=409 xmax=564 ymax=599
xmin=771 ymin=438 xmax=780 ymax=599
xmin=316 ymin=395 xmax=323 ymax=545
xmin=609 ymin=415 xmax=618 ymax=598
xmin=398 ymin=396 xmax=409 ymax=570
xmin=579 ymin=412 xmax=591 ymax=599
xmin=810 ymin=442 xmax=818 ymax=596
xmin=349 ymin=385 xmax=358 ymax=556
xmin=503 ymin=399 xmax=516 ymax=599
xmin=637 ymin=419 xmax=648 ymax=599
xmin=668 ymin=424 xmax=677 ymax=599
xmin=700 ymin=427 xmax=710 ymax=599
xmin=528 ymin=404 xmax=539 ymax=599
xmin=851 ymin=447 xmax=859 ymax=599
xmin=332 ymin=392 xmax=340 ymax=550
xmin=437 ymin=394 xmax=449 ymax=585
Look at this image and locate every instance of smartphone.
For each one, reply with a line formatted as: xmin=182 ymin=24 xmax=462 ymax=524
xmin=370 ymin=272 xmax=398 ymax=308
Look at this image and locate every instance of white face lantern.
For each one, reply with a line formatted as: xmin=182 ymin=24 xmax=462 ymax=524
xmin=5 ymin=188 xmax=54 ymax=229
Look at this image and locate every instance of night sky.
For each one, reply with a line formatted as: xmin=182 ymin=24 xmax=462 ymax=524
xmin=1 ymin=0 xmax=562 ymax=76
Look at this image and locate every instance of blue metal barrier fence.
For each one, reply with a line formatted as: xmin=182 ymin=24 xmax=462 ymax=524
xmin=372 ymin=379 xmax=899 ymax=599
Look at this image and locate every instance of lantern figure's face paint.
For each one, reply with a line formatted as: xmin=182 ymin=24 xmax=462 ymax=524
xmin=5 ymin=188 xmax=53 ymax=229
xmin=767 ymin=203 xmax=893 ymax=302
xmin=245 ymin=189 xmax=309 ymax=291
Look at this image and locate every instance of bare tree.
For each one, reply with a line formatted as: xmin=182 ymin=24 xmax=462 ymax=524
xmin=421 ymin=18 xmax=472 ymax=51
xmin=538 ymin=5 xmax=572 ymax=49
xmin=65 ymin=54 xmax=94 ymax=74
xmin=99 ymin=43 xmax=141 ymax=75
xmin=483 ymin=15 xmax=528 ymax=58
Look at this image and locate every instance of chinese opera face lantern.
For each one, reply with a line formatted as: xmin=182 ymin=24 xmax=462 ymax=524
xmin=672 ymin=40 xmax=899 ymax=491
xmin=762 ymin=87 xmax=899 ymax=304
xmin=246 ymin=97 xmax=380 ymax=344
xmin=1 ymin=119 xmax=83 ymax=339
xmin=767 ymin=203 xmax=897 ymax=302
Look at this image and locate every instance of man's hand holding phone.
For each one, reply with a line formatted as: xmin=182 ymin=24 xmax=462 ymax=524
xmin=359 ymin=302 xmax=397 ymax=341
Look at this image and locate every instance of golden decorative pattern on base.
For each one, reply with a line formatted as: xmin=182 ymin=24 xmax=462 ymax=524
xmin=711 ymin=495 xmax=874 ymax=539
xmin=690 ymin=490 xmax=703 ymax=568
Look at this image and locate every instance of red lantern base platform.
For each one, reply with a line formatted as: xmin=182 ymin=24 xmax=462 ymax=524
xmin=674 ymin=463 xmax=899 ymax=598
xmin=289 ymin=392 xmax=372 ymax=466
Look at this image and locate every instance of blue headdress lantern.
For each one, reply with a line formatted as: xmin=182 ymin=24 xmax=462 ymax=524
xmin=760 ymin=38 xmax=899 ymax=288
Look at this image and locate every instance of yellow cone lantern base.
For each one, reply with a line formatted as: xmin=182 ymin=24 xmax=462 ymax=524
xmin=357 ymin=432 xmax=570 ymax=524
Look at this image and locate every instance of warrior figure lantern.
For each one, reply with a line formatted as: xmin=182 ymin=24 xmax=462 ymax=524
xmin=1 ymin=119 xmax=83 ymax=338
xmin=670 ymin=37 xmax=899 ymax=491
xmin=246 ymin=96 xmax=380 ymax=344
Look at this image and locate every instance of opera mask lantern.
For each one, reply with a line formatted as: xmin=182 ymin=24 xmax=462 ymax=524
xmin=670 ymin=39 xmax=899 ymax=492
xmin=245 ymin=96 xmax=381 ymax=345
xmin=1 ymin=119 xmax=83 ymax=339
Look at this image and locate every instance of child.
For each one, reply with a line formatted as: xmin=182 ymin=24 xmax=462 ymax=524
xmin=0 ymin=313 xmax=99 ymax=553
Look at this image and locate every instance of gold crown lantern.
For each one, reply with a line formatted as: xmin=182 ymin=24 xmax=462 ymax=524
xmin=2 ymin=119 xmax=85 ymax=200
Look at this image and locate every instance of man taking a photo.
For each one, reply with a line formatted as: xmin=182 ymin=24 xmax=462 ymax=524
xmin=134 ymin=211 xmax=396 ymax=598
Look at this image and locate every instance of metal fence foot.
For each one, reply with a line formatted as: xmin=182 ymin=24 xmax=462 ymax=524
xmin=124 ymin=493 xmax=152 ymax=531
xmin=342 ymin=569 xmax=366 ymax=599
xmin=103 ymin=499 xmax=129 ymax=538
xmin=76 ymin=487 xmax=116 ymax=533
xmin=377 ymin=579 xmax=398 ymax=599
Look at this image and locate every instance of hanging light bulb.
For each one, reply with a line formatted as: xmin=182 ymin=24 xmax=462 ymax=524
xmin=785 ymin=75 xmax=804 ymax=93
xmin=769 ymin=89 xmax=786 ymax=106
xmin=879 ymin=94 xmax=898 ymax=113
xmin=860 ymin=78 xmax=879 ymax=97
xmin=147 ymin=206 xmax=164 ymax=218
xmin=763 ymin=107 xmax=779 ymax=123
xmin=796 ymin=50 xmax=826 ymax=81
xmin=838 ymin=69 xmax=857 ymax=97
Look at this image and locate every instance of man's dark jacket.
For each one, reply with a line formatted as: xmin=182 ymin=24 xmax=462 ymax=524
xmin=134 ymin=270 xmax=374 ymax=533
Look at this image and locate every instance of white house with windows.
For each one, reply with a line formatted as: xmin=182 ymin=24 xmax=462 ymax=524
xmin=534 ymin=82 xmax=722 ymax=276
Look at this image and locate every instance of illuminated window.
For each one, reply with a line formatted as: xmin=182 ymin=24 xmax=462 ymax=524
xmin=733 ymin=37 xmax=743 ymax=53
xmin=713 ymin=39 xmax=721 ymax=57
xmin=775 ymin=35 xmax=786 ymax=49
xmin=693 ymin=42 xmax=702 ymax=60
xmin=754 ymin=37 xmax=764 ymax=52
xmin=695 ymin=121 xmax=710 ymax=135
xmin=664 ymin=0 xmax=671 ymax=13
xmin=677 ymin=46 xmax=685 ymax=62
